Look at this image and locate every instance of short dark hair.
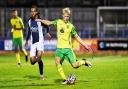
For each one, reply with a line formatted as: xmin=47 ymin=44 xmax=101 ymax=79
xmin=12 ymin=9 xmax=17 ymax=12
xmin=31 ymin=5 xmax=39 ymax=12
xmin=35 ymin=12 xmax=40 ymax=18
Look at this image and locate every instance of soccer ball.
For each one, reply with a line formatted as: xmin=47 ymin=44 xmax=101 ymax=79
xmin=66 ymin=74 xmax=76 ymax=85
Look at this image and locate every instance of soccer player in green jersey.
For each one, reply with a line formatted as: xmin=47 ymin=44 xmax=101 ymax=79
xmin=36 ymin=8 xmax=92 ymax=84
xmin=10 ymin=9 xmax=28 ymax=67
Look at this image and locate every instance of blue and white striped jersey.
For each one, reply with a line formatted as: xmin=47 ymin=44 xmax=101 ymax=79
xmin=26 ymin=17 xmax=49 ymax=44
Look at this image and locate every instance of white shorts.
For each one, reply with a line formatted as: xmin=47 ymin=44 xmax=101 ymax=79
xmin=30 ymin=41 xmax=44 ymax=57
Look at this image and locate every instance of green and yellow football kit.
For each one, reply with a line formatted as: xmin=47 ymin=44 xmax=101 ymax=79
xmin=11 ymin=16 xmax=27 ymax=63
xmin=11 ymin=16 xmax=24 ymax=48
xmin=51 ymin=19 xmax=77 ymax=63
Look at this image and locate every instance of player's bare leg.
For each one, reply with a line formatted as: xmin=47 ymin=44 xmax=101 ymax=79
xmin=37 ymin=50 xmax=44 ymax=80
xmin=30 ymin=56 xmax=36 ymax=65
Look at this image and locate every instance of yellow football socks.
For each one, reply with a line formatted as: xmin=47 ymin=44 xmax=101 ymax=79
xmin=22 ymin=49 xmax=28 ymax=56
xmin=78 ymin=60 xmax=85 ymax=66
xmin=16 ymin=52 xmax=20 ymax=63
xmin=57 ymin=64 xmax=66 ymax=80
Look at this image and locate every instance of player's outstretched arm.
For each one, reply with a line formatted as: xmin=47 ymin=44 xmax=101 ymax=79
xmin=74 ymin=34 xmax=93 ymax=52
xmin=36 ymin=19 xmax=52 ymax=26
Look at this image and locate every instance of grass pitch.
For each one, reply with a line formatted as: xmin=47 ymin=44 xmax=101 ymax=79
xmin=0 ymin=54 xmax=128 ymax=89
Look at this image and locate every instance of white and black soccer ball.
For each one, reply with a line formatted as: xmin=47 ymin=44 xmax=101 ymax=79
xmin=66 ymin=74 xmax=76 ymax=84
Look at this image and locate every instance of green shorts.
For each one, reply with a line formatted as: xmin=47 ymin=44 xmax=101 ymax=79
xmin=55 ymin=48 xmax=77 ymax=63
xmin=13 ymin=37 xmax=23 ymax=48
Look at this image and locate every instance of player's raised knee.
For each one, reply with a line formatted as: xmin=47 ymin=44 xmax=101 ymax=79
xmin=30 ymin=60 xmax=35 ymax=65
xmin=30 ymin=57 xmax=36 ymax=65
xmin=55 ymin=57 xmax=61 ymax=64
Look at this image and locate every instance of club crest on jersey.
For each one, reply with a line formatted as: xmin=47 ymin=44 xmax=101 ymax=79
xmin=60 ymin=29 xmax=64 ymax=33
xmin=30 ymin=26 xmax=38 ymax=32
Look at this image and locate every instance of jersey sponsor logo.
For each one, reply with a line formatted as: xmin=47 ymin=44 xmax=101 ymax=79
xmin=30 ymin=26 xmax=38 ymax=32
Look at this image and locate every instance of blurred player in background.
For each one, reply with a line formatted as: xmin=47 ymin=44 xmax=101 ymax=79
xmin=25 ymin=6 xmax=51 ymax=80
xmin=10 ymin=9 xmax=28 ymax=67
xmin=36 ymin=7 xmax=92 ymax=84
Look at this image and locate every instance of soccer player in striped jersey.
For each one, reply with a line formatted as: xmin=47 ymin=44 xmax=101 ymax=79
xmin=25 ymin=6 xmax=51 ymax=80
xmin=10 ymin=9 xmax=28 ymax=67
xmin=36 ymin=8 xmax=92 ymax=84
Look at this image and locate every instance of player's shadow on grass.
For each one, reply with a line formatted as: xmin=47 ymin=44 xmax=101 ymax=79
xmin=54 ymin=79 xmax=62 ymax=84
xmin=54 ymin=79 xmax=89 ymax=83
xmin=77 ymin=80 xmax=89 ymax=83
xmin=24 ymin=75 xmax=47 ymax=80
xmin=54 ymin=79 xmax=89 ymax=85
